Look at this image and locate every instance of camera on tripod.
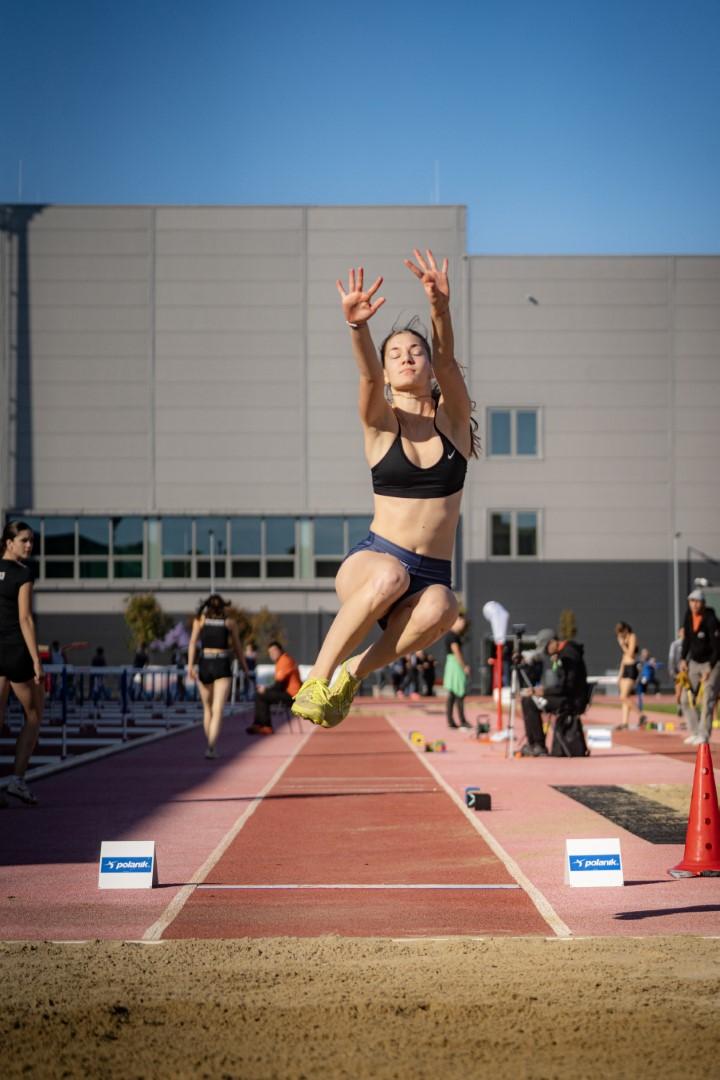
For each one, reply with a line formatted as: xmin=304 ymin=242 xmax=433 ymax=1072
xmin=510 ymin=623 xmax=527 ymax=666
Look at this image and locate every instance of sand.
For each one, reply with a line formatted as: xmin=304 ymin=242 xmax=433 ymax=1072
xmin=2 ymin=936 xmax=719 ymax=1078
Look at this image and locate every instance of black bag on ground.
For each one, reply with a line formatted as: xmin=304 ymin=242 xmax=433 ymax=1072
xmin=551 ymin=712 xmax=589 ymax=757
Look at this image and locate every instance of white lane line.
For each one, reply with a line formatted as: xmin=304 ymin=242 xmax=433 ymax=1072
xmin=277 ymin=787 xmax=437 ymax=795
xmin=196 ymin=883 xmax=521 ymax=890
xmin=280 ymin=777 xmax=440 ymax=786
xmin=142 ymin=728 xmax=314 ymax=940
xmin=385 ymin=714 xmax=572 ymax=939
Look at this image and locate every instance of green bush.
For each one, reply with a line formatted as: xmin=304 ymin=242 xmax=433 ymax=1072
xmin=124 ymin=593 xmax=172 ymax=650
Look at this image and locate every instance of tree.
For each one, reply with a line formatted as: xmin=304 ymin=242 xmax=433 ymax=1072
xmin=225 ymin=603 xmax=252 ymax=645
xmin=250 ymin=606 xmax=287 ymax=653
xmin=558 ymin=608 xmax=577 ymax=640
xmin=124 ymin=593 xmax=172 ymax=651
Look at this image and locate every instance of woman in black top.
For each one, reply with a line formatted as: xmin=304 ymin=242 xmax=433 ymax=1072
xmin=187 ymin=594 xmax=247 ymax=759
xmin=292 ymin=250 xmax=479 ymax=729
xmin=615 ymin=621 xmax=640 ymax=729
xmin=0 ymin=521 xmax=44 ymax=805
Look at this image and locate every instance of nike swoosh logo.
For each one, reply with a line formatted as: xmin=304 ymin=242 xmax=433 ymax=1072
xmin=447 ymin=449 xmax=455 ymax=459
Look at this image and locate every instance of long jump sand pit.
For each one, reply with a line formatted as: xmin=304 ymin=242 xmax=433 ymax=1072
xmin=2 ymin=935 xmax=719 ymax=1078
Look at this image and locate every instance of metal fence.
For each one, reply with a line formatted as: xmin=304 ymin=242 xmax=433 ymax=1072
xmin=1 ymin=664 xmax=246 ymax=775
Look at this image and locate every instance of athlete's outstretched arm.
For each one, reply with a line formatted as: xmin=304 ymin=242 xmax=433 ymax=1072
xmin=404 ymin=248 xmax=470 ymax=427
xmin=336 ymin=267 xmax=389 ymax=428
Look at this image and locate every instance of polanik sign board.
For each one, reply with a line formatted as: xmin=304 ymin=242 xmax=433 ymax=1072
xmin=565 ymin=837 xmax=623 ymax=887
xmin=98 ymin=840 xmax=158 ymax=889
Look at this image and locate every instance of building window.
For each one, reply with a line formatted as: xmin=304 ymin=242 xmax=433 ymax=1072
xmin=78 ymin=517 xmax=109 ymax=580
xmin=314 ymin=516 xmax=344 ymax=578
xmin=230 ymin=516 xmax=262 ymax=579
xmin=487 ymin=408 xmax=539 ymax=457
xmin=313 ymin=515 xmax=372 ymax=578
xmin=4 ymin=513 xmax=379 ymax=584
xmin=266 ymin=517 xmax=296 ymax=578
xmin=196 ymin=516 xmax=227 ymax=580
xmin=43 ymin=517 xmax=76 ymax=578
xmin=489 ymin=510 xmax=540 ymax=558
xmin=162 ymin=517 xmax=192 ymax=579
xmin=112 ymin=517 xmax=144 ymax=579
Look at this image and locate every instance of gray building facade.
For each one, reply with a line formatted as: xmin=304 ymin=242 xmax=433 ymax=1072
xmin=1 ymin=204 xmax=718 ymax=679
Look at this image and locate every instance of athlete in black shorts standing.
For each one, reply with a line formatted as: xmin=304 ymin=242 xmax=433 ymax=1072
xmin=187 ymin=593 xmax=248 ymax=759
xmin=0 ymin=521 xmax=44 ymax=805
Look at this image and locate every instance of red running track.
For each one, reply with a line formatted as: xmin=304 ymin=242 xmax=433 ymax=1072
xmin=162 ymin=714 xmax=550 ymax=938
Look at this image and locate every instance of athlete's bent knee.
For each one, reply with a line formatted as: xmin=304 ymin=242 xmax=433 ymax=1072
xmin=370 ymin=563 xmax=410 ymax=607
xmin=419 ymin=587 xmax=458 ymax=631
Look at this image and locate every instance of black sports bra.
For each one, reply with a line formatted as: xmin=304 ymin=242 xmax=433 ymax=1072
xmin=371 ymin=415 xmax=468 ymax=499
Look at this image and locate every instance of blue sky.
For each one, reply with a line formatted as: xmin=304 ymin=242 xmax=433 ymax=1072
xmin=3 ymin=0 xmax=719 ymax=253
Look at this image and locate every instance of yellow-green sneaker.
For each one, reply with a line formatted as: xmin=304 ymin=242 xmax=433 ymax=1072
xmin=328 ymin=662 xmax=362 ymax=725
xmin=291 ymin=677 xmax=332 ymax=726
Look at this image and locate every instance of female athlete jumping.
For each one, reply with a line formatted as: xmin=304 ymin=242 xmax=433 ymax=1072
xmin=292 ymin=249 xmax=478 ymax=727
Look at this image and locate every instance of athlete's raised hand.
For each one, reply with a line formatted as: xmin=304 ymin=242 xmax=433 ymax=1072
xmin=404 ymin=248 xmax=450 ymax=313
xmin=336 ymin=267 xmax=386 ymax=326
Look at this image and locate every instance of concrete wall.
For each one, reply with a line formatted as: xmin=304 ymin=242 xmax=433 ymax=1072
xmin=464 ymin=256 xmax=720 ymax=566
xmin=2 ymin=206 xmax=154 ymax=512
xmin=1 ymin=203 xmax=465 ymax=517
xmin=2 ymin=206 xmax=720 ymax=673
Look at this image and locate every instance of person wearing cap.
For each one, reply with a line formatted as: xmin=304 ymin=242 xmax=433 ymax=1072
xmin=519 ymin=628 xmax=590 ymax=756
xmin=679 ymin=589 xmax=720 ymax=745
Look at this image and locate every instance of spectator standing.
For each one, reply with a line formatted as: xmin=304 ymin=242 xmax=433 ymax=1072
xmin=403 ymin=653 xmax=422 ymax=698
xmin=130 ymin=641 xmax=149 ymax=701
xmin=243 ymin=640 xmax=258 ymax=701
xmin=417 ymin=649 xmax=436 ymax=696
xmin=90 ymin=645 xmax=110 ymax=710
xmin=133 ymin=642 xmax=149 ymax=669
xmin=390 ymin=656 xmax=407 ymax=697
xmin=49 ymin=640 xmax=65 ymax=702
xmin=635 ymin=649 xmax=658 ymax=724
xmin=679 ymin=588 xmax=720 ymax=745
xmin=0 ymin=521 xmax=44 ymax=805
xmin=187 ymin=594 xmax=248 ymax=758
xmin=443 ymin=614 xmax=472 ymax=729
xmin=668 ymin=627 xmax=686 ymax=719
xmin=170 ymin=645 xmax=187 ymax=702
xmin=615 ymin=621 xmax=640 ymax=729
xmin=668 ymin=628 xmax=684 ymax=684
xmin=247 ymin=641 xmax=301 ymax=735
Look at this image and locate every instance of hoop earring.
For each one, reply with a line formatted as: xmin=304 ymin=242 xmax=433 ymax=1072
xmin=384 ymin=384 xmax=393 ymax=403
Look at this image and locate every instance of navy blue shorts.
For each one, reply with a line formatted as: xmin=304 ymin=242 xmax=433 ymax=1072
xmin=342 ymin=531 xmax=452 ymax=629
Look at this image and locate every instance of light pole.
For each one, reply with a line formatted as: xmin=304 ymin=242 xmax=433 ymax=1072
xmin=673 ymin=531 xmax=681 ymax=639
xmin=209 ymin=530 xmax=215 ymax=594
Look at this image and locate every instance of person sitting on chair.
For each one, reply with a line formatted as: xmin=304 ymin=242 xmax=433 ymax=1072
xmin=520 ymin=628 xmax=590 ymax=757
xmin=247 ymin=641 xmax=302 ymax=736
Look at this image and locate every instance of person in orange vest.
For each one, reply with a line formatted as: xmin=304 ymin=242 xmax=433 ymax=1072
xmin=247 ymin=641 xmax=301 ymax=736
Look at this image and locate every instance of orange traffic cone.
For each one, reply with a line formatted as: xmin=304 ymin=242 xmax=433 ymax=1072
xmin=669 ymin=742 xmax=720 ymax=878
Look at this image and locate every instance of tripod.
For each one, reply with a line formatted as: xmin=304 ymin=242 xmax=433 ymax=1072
xmin=508 ymin=636 xmax=547 ymax=760
xmin=506 ymin=659 xmax=520 ymax=759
